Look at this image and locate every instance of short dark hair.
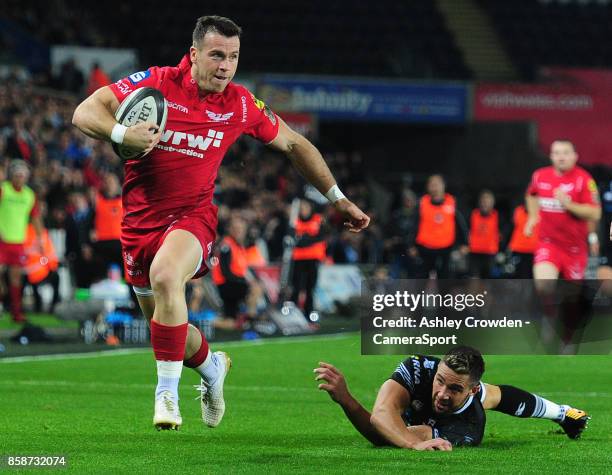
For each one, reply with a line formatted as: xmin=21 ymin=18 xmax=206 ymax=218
xmin=192 ymin=16 xmax=242 ymax=48
xmin=441 ymin=346 xmax=485 ymax=386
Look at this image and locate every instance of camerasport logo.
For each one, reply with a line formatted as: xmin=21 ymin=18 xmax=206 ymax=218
xmin=156 ymin=129 xmax=224 ymax=158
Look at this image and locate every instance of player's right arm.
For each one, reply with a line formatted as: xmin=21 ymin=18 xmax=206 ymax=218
xmin=370 ymin=380 xmax=450 ymax=450
xmin=72 ymin=86 xmax=160 ymax=154
xmin=315 ymin=363 xmax=450 ymax=451
xmin=314 ymin=362 xmax=387 ymax=446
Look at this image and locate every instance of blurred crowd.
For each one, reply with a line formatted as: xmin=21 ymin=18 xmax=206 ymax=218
xmin=1 ymin=79 xmax=611 ymax=322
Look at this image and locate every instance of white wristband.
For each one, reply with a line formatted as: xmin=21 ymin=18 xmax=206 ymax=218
xmin=325 ymin=184 xmax=346 ymax=203
xmin=588 ymin=232 xmax=599 ymax=245
xmin=110 ymin=123 xmax=127 ymax=144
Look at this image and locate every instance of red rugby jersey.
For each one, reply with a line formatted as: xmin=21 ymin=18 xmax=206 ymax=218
xmin=109 ymin=55 xmax=279 ymax=231
xmin=526 ymin=165 xmax=599 ymax=252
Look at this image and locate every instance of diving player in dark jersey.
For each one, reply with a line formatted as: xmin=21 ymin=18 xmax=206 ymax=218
xmin=314 ymin=346 xmax=589 ymax=450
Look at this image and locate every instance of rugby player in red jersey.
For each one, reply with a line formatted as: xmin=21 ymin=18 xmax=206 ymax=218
xmin=72 ymin=16 xmax=369 ymax=431
xmin=525 ymin=140 xmax=601 ymax=280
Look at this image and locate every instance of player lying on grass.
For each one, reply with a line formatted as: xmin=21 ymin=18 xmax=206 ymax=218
xmin=314 ymin=346 xmax=589 ymax=451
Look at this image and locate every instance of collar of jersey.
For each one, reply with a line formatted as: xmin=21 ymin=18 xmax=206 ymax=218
xmin=452 ymin=394 xmax=474 ymax=415
xmin=179 ymin=54 xmax=226 ymax=103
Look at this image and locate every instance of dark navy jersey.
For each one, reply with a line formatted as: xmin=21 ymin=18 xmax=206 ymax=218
xmin=390 ymin=355 xmax=485 ymax=447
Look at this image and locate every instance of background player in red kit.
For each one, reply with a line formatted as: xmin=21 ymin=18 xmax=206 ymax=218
xmin=525 ymin=140 xmax=601 ymax=280
xmin=72 ymin=16 xmax=370 ymax=431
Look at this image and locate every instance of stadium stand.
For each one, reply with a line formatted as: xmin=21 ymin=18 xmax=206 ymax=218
xmin=3 ymin=0 xmax=471 ymax=79
xmin=481 ymin=0 xmax=612 ymax=79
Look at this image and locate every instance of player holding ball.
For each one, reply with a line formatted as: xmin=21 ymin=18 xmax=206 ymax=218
xmin=72 ymin=15 xmax=369 ymax=431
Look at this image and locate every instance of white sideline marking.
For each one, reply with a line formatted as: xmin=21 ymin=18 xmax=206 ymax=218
xmin=0 ymin=332 xmax=356 ymax=364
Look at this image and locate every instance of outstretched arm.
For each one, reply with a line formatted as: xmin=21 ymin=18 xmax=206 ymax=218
xmin=314 ymin=362 xmax=387 ymax=446
xmin=314 ymin=363 xmax=451 ymax=451
xmin=269 ymin=119 xmax=370 ymax=233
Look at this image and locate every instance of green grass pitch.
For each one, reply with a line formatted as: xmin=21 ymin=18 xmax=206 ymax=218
xmin=0 ymin=334 xmax=610 ymax=474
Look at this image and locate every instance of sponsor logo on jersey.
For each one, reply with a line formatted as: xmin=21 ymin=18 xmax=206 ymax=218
xmin=241 ymin=96 xmax=248 ymax=122
xmin=115 ymin=79 xmax=132 ymax=95
xmin=157 ymin=128 xmax=224 ymax=158
xmin=558 ymin=183 xmax=575 ymax=193
xmin=539 ymin=197 xmax=565 ymax=212
xmin=412 ymin=358 xmax=421 ymax=384
xmin=538 ymin=182 xmax=552 ymax=190
xmin=250 ymin=93 xmax=266 ymax=110
xmin=128 ymin=70 xmax=151 ymax=84
xmin=167 ymin=101 xmax=188 ymax=114
xmin=206 ymin=110 xmax=234 ymax=122
xmin=123 ymin=251 xmax=142 ymax=277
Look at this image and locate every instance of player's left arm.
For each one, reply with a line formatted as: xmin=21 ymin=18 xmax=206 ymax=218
xmin=268 ymin=118 xmax=370 ymax=233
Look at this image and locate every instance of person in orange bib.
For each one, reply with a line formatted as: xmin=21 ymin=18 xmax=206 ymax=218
xmin=291 ymin=199 xmax=326 ymax=321
xmin=212 ymin=217 xmax=262 ymax=325
xmin=468 ymin=190 xmax=500 ymax=278
xmin=506 ymin=202 xmax=539 ymax=278
xmin=23 ymin=223 xmax=60 ymax=312
xmin=411 ymin=175 xmax=468 ymax=279
xmin=91 ymin=172 xmax=123 ymax=280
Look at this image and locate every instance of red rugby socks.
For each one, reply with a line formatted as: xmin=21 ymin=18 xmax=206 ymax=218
xmin=184 ymin=328 xmax=210 ymax=368
xmin=151 ymin=320 xmax=188 ymax=401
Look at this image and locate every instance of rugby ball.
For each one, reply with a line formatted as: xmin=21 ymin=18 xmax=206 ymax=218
xmin=112 ymin=87 xmax=168 ymax=160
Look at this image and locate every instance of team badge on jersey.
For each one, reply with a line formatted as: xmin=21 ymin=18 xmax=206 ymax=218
xmin=128 ymin=71 xmax=151 ymax=84
xmin=206 ymin=110 xmax=234 ymax=122
xmin=587 ymin=179 xmax=600 ymax=203
xmin=250 ymin=93 xmax=265 ymax=110
xmin=250 ymin=93 xmax=277 ymax=125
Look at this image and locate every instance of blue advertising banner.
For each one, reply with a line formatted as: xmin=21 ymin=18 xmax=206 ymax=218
xmin=258 ymin=76 xmax=468 ymax=124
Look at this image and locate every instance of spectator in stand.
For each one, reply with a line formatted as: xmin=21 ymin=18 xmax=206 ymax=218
xmin=86 ymin=62 xmax=111 ymax=96
xmin=385 ymin=189 xmax=419 ymax=278
xmin=65 ymin=191 xmax=94 ymax=288
xmin=56 ymin=58 xmax=84 ymax=95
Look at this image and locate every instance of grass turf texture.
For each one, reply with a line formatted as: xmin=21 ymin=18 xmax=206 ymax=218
xmin=0 ymin=334 xmax=610 ymax=474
